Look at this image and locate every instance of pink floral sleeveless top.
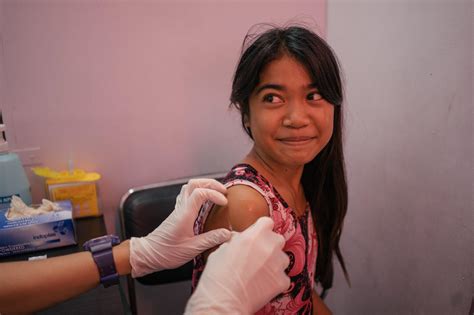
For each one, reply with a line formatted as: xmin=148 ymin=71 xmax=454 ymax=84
xmin=192 ymin=164 xmax=318 ymax=314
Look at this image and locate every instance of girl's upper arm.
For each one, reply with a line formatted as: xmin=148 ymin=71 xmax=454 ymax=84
xmin=204 ymin=184 xmax=270 ymax=233
xmin=227 ymin=185 xmax=270 ymax=231
xmin=201 ymin=184 xmax=270 ymax=261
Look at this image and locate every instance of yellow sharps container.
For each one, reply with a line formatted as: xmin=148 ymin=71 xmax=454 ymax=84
xmin=32 ymin=167 xmax=101 ymax=218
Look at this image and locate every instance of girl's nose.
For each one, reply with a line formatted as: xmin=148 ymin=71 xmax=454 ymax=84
xmin=282 ymin=100 xmax=310 ymax=129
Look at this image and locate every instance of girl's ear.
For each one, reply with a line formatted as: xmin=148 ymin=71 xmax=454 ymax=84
xmin=243 ymin=114 xmax=253 ymax=138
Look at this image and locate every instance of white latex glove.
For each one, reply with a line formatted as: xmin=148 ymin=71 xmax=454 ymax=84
xmin=130 ymin=179 xmax=232 ymax=277
xmin=6 ymin=196 xmax=59 ymax=219
xmin=185 ymin=217 xmax=291 ymax=315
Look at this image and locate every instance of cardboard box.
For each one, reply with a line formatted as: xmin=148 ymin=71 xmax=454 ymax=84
xmin=0 ymin=200 xmax=76 ymax=257
xmin=47 ymin=181 xmax=101 ymax=218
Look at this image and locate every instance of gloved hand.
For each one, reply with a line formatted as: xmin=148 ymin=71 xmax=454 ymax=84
xmin=130 ymin=178 xmax=232 ymax=277
xmin=185 ymin=217 xmax=291 ymax=315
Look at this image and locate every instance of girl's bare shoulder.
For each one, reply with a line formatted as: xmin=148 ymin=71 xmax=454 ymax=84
xmin=205 ymin=184 xmax=269 ymax=232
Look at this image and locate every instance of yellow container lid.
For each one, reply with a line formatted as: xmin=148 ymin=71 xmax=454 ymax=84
xmin=32 ymin=167 xmax=101 ymax=184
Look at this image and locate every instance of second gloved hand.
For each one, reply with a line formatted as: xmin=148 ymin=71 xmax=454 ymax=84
xmin=185 ymin=217 xmax=291 ymax=314
xmin=129 ymin=178 xmax=232 ymax=277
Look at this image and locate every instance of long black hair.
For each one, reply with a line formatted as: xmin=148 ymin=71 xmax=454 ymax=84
xmin=230 ymin=24 xmax=350 ymax=296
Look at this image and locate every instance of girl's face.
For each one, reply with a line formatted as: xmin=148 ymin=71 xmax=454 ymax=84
xmin=247 ymin=55 xmax=334 ymax=168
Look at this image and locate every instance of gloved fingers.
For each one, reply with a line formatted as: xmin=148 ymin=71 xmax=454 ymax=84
xmin=275 ymin=271 xmax=291 ymax=293
xmin=205 ymin=231 xmax=236 ymax=263
xmin=188 ymin=187 xmax=228 ymax=210
xmin=246 ymin=217 xmax=285 ymax=250
xmin=266 ymin=252 xmax=291 ymax=294
xmin=187 ymin=178 xmax=227 ymax=196
xmin=174 ymin=184 xmax=187 ymax=209
xmin=273 ymin=246 xmax=290 ymax=270
xmin=266 ymin=231 xmax=286 ymax=251
xmin=207 ymin=239 xmax=230 ymax=262
xmin=251 ymin=216 xmax=275 ymax=233
xmin=193 ymin=228 xmax=232 ymax=252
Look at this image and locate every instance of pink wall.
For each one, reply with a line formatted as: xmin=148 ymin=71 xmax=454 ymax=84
xmin=0 ymin=1 xmax=4 ymax=123
xmin=1 ymin=1 xmax=326 ymax=232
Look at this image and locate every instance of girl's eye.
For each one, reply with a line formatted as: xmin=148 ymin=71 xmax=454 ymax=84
xmin=263 ymin=94 xmax=283 ymax=103
xmin=307 ymin=92 xmax=322 ymax=101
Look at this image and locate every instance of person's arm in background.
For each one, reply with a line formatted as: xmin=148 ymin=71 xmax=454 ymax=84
xmin=0 ymin=241 xmax=131 ymax=314
xmin=312 ymin=290 xmax=333 ymax=315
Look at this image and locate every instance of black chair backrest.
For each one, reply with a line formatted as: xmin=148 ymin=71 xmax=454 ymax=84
xmin=119 ymin=175 xmax=225 ymax=285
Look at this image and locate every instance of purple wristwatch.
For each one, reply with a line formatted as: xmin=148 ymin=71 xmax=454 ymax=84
xmin=83 ymin=235 xmax=121 ymax=287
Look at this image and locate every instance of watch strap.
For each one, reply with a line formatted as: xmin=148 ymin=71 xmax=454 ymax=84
xmin=84 ymin=235 xmax=120 ymax=288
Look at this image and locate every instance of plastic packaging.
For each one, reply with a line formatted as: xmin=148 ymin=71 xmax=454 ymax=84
xmin=0 ymin=200 xmax=76 ymax=257
xmin=0 ymin=124 xmax=32 ymax=210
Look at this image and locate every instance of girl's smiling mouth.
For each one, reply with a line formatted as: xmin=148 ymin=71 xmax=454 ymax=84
xmin=277 ymin=136 xmax=317 ymax=145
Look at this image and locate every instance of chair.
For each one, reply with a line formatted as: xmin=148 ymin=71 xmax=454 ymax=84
xmin=118 ymin=173 xmax=226 ymax=314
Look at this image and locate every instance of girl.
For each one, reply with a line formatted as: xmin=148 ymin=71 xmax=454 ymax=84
xmin=193 ymin=25 xmax=350 ymax=314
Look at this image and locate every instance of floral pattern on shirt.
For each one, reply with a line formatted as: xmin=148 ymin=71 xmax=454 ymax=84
xmin=192 ymin=164 xmax=318 ymax=314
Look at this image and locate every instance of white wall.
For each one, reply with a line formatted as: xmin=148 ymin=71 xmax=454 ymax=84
xmin=326 ymin=1 xmax=472 ymax=314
